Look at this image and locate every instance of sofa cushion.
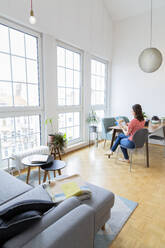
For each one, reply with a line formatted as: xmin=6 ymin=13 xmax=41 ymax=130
xmin=0 ymin=200 xmax=56 ymax=219
xmin=3 ymin=196 xmax=80 ymax=248
xmin=0 ymin=170 xmax=32 ymax=206
xmin=0 ymin=210 xmax=41 ymax=246
xmin=0 ymin=186 xmax=51 ymax=212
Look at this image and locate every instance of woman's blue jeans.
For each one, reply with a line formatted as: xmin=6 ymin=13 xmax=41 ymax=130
xmin=111 ymin=133 xmax=135 ymax=160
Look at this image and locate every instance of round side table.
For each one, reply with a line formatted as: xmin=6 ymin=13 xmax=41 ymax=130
xmin=22 ymin=155 xmax=53 ymax=184
xmin=41 ymin=160 xmax=66 ymax=183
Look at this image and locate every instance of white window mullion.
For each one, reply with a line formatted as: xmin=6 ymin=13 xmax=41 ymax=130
xmin=8 ymin=28 xmax=14 ymax=106
xmin=24 ymin=33 xmax=29 ymax=106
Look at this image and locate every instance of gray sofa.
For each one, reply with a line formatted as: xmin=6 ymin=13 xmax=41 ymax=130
xmin=0 ymin=170 xmax=115 ymax=248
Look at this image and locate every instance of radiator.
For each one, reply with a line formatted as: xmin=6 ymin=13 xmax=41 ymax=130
xmin=9 ymin=146 xmax=49 ymax=171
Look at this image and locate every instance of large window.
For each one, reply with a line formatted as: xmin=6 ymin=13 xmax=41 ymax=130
xmin=0 ymin=23 xmax=39 ymax=107
xmin=91 ymin=59 xmax=107 ymax=127
xmin=57 ymin=44 xmax=82 ymax=143
xmin=0 ymin=19 xmax=42 ymax=163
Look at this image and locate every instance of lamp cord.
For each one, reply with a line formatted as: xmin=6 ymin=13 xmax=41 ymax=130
xmin=150 ymin=0 xmax=153 ymax=48
xmin=31 ymin=0 xmax=32 ymax=10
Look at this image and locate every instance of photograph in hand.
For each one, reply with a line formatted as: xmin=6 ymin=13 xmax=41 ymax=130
xmin=115 ymin=117 xmax=126 ymax=127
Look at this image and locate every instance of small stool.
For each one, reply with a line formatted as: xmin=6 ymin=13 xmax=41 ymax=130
xmin=48 ymin=143 xmax=61 ymax=160
xmin=41 ymin=160 xmax=66 ymax=183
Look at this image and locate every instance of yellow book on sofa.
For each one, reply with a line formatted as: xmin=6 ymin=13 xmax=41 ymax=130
xmin=61 ymin=181 xmax=82 ymax=198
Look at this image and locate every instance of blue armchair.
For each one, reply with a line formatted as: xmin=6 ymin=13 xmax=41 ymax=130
xmin=101 ymin=116 xmax=129 ymax=147
xmin=119 ymin=116 xmax=130 ymax=124
xmin=101 ymin=117 xmax=116 ymax=147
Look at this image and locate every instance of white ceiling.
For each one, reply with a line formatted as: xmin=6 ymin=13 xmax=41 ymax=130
xmin=104 ymin=0 xmax=165 ymax=21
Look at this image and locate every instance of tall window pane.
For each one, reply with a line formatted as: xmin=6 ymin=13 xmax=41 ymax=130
xmin=91 ymin=59 xmax=106 ymax=106
xmin=91 ymin=58 xmax=107 ymax=132
xmin=0 ymin=24 xmax=9 ymax=52
xmin=0 ymin=21 xmax=42 ymax=165
xmin=57 ymin=44 xmax=82 ymax=144
xmin=0 ymin=82 xmax=12 ymax=106
xmin=0 ymin=24 xmax=40 ymax=107
xmin=10 ymin=29 xmax=25 ymax=57
xmin=57 ymin=46 xmax=81 ymax=106
xmin=0 ymin=53 xmax=11 ymax=81
xmin=58 ymin=112 xmax=80 ymax=142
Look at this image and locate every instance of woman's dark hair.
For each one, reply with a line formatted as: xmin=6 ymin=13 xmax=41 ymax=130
xmin=132 ymin=104 xmax=144 ymax=122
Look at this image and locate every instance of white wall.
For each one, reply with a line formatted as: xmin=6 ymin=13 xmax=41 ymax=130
xmin=111 ymin=7 xmax=165 ymax=121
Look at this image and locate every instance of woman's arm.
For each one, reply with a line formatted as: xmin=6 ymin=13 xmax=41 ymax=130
xmin=121 ymin=125 xmax=129 ymax=135
xmin=119 ymin=120 xmax=129 ymax=135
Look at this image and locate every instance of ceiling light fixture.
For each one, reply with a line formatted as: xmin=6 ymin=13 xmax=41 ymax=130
xmin=29 ymin=0 xmax=36 ymax=25
xmin=138 ymin=0 xmax=163 ymax=73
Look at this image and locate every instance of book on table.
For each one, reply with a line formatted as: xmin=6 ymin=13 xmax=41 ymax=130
xmin=31 ymin=155 xmax=49 ymax=164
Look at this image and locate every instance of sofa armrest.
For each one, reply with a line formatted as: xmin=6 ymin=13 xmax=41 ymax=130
xmin=22 ymin=205 xmax=94 ymax=248
xmin=3 ymin=197 xmax=81 ymax=248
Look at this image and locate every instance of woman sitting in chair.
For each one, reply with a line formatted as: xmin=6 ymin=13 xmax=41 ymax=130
xmin=105 ymin=104 xmax=145 ymax=162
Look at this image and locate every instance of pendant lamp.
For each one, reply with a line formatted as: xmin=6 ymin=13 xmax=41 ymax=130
xmin=138 ymin=0 xmax=162 ymax=73
xmin=29 ymin=0 xmax=36 ymax=24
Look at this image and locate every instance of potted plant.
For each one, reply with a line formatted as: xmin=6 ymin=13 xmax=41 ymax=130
xmin=86 ymin=109 xmax=99 ymax=132
xmin=53 ymin=132 xmax=67 ymax=153
xmin=45 ymin=118 xmax=56 ymax=143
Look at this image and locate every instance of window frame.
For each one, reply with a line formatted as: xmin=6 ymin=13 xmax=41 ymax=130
xmin=56 ymin=41 xmax=84 ymax=145
xmin=90 ymin=56 xmax=108 ymax=115
xmin=0 ymin=17 xmax=44 ymax=161
xmin=0 ymin=17 xmax=44 ymax=113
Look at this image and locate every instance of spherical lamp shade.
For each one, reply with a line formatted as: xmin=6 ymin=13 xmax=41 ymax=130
xmin=138 ymin=47 xmax=163 ymax=73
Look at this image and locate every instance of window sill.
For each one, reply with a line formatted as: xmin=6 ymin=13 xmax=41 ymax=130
xmin=64 ymin=141 xmax=88 ymax=154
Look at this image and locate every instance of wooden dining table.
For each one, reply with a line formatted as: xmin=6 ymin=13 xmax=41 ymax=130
xmin=108 ymin=122 xmax=165 ymax=167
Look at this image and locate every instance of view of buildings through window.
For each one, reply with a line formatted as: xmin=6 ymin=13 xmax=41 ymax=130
xmin=0 ymin=22 xmax=41 ymax=160
xmin=91 ymin=59 xmax=107 ymax=130
xmin=0 ymin=115 xmax=41 ymax=159
xmin=57 ymin=45 xmax=82 ymax=142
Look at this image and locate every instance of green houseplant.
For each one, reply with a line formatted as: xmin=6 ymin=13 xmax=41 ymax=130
xmin=86 ymin=109 xmax=99 ymax=133
xmin=86 ymin=109 xmax=99 ymax=126
xmin=53 ymin=132 xmax=67 ymax=153
xmin=45 ymin=118 xmax=67 ymax=151
xmin=45 ymin=118 xmax=56 ymax=143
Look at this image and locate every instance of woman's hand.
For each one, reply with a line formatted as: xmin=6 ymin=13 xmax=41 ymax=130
xmin=121 ymin=125 xmax=128 ymax=135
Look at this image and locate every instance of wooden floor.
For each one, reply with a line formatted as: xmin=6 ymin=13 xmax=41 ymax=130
xmin=60 ymin=142 xmax=165 ymax=248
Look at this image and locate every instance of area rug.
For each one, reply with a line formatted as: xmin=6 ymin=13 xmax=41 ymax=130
xmin=94 ymin=195 xmax=138 ymax=247
xmin=17 ymin=169 xmax=57 ymax=187
xmin=17 ymin=170 xmax=138 ymax=247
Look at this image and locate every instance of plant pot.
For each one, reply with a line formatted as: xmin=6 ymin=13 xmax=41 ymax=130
xmin=48 ymin=134 xmax=55 ymax=143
